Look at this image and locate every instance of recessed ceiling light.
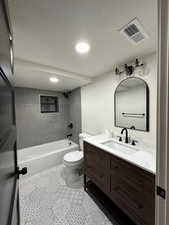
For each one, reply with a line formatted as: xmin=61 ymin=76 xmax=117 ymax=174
xmin=75 ymin=41 xmax=90 ymax=54
xmin=50 ymin=77 xmax=59 ymax=83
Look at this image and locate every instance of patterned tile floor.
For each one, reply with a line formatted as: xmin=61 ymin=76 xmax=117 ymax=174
xmin=20 ymin=165 xmax=113 ymax=225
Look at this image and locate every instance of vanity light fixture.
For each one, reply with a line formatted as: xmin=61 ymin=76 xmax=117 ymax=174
xmin=115 ymin=58 xmax=145 ymax=76
xmin=75 ymin=41 xmax=91 ymax=54
xmin=125 ymin=64 xmax=134 ymax=76
xmin=115 ymin=65 xmax=134 ymax=76
xmin=134 ymin=58 xmax=145 ymax=76
xmin=49 ymin=77 xmax=59 ymax=83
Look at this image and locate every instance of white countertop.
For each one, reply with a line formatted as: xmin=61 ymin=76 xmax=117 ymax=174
xmin=84 ymin=134 xmax=156 ymax=174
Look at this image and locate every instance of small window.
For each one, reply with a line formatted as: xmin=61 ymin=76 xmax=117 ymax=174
xmin=40 ymin=95 xmax=59 ymax=113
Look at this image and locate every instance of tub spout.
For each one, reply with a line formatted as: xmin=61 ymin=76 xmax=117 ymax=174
xmin=67 ymin=134 xmax=72 ymax=138
xmin=67 ymin=134 xmax=72 ymax=145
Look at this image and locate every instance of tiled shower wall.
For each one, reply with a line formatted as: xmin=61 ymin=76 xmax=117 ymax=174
xmin=68 ymin=88 xmax=82 ymax=144
xmin=15 ymin=87 xmax=81 ymax=149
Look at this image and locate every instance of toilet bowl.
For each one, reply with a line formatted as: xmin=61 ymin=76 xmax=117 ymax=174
xmin=63 ymin=133 xmax=91 ymax=185
xmin=63 ymin=151 xmax=83 ymax=168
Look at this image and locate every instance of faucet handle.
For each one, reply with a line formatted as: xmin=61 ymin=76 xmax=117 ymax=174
xmin=117 ymin=136 xmax=122 ymax=142
xmin=131 ymin=139 xmax=138 ymax=146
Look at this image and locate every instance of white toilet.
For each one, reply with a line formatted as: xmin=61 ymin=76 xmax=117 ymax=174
xmin=63 ymin=133 xmax=91 ymax=184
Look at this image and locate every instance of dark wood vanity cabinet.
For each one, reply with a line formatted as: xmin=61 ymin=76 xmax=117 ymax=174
xmin=84 ymin=141 xmax=155 ymax=225
xmin=84 ymin=142 xmax=109 ymax=193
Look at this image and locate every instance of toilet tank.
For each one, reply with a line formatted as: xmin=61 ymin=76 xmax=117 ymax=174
xmin=79 ymin=133 xmax=91 ymax=151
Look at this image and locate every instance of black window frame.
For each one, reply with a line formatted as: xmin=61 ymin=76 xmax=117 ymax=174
xmin=40 ymin=95 xmax=59 ymax=113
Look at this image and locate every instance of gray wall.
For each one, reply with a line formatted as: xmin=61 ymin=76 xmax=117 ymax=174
xmin=15 ymin=87 xmax=69 ymax=149
xmin=68 ymin=88 xmax=82 ymax=144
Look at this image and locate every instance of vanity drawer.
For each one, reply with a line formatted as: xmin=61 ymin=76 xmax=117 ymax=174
xmin=84 ymin=142 xmax=109 ymax=169
xmin=109 ymin=174 xmax=155 ymax=225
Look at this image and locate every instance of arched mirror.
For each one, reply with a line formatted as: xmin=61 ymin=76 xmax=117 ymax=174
xmin=114 ymin=77 xmax=149 ymax=131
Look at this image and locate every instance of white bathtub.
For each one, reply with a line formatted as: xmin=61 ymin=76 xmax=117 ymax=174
xmin=18 ymin=139 xmax=79 ymax=177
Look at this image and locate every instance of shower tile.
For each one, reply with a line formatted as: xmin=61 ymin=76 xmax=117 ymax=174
xmin=15 ymin=88 xmax=69 ymax=149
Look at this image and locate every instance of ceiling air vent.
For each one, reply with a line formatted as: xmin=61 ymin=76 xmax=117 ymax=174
xmin=119 ymin=18 xmax=149 ymax=45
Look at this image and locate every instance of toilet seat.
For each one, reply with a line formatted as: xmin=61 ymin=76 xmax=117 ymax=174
xmin=63 ymin=151 xmax=83 ymax=167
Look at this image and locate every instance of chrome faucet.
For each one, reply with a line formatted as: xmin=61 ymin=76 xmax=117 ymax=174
xmin=121 ymin=128 xmax=129 ymax=144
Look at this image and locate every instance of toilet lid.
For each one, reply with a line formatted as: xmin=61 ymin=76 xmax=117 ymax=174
xmin=64 ymin=151 xmax=83 ymax=162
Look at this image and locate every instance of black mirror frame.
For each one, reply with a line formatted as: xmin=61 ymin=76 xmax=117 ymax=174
xmin=114 ymin=77 xmax=149 ymax=132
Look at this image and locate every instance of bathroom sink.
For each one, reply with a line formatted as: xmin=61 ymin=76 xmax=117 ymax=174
xmin=101 ymin=140 xmax=138 ymax=155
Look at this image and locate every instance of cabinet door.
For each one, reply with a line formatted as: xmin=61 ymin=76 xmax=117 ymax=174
xmin=109 ymin=155 xmax=155 ymax=225
xmin=85 ymin=165 xmax=108 ymax=192
xmin=84 ymin=142 xmax=109 ymax=192
xmin=84 ymin=142 xmax=109 ymax=169
xmin=110 ymin=173 xmax=154 ymax=225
